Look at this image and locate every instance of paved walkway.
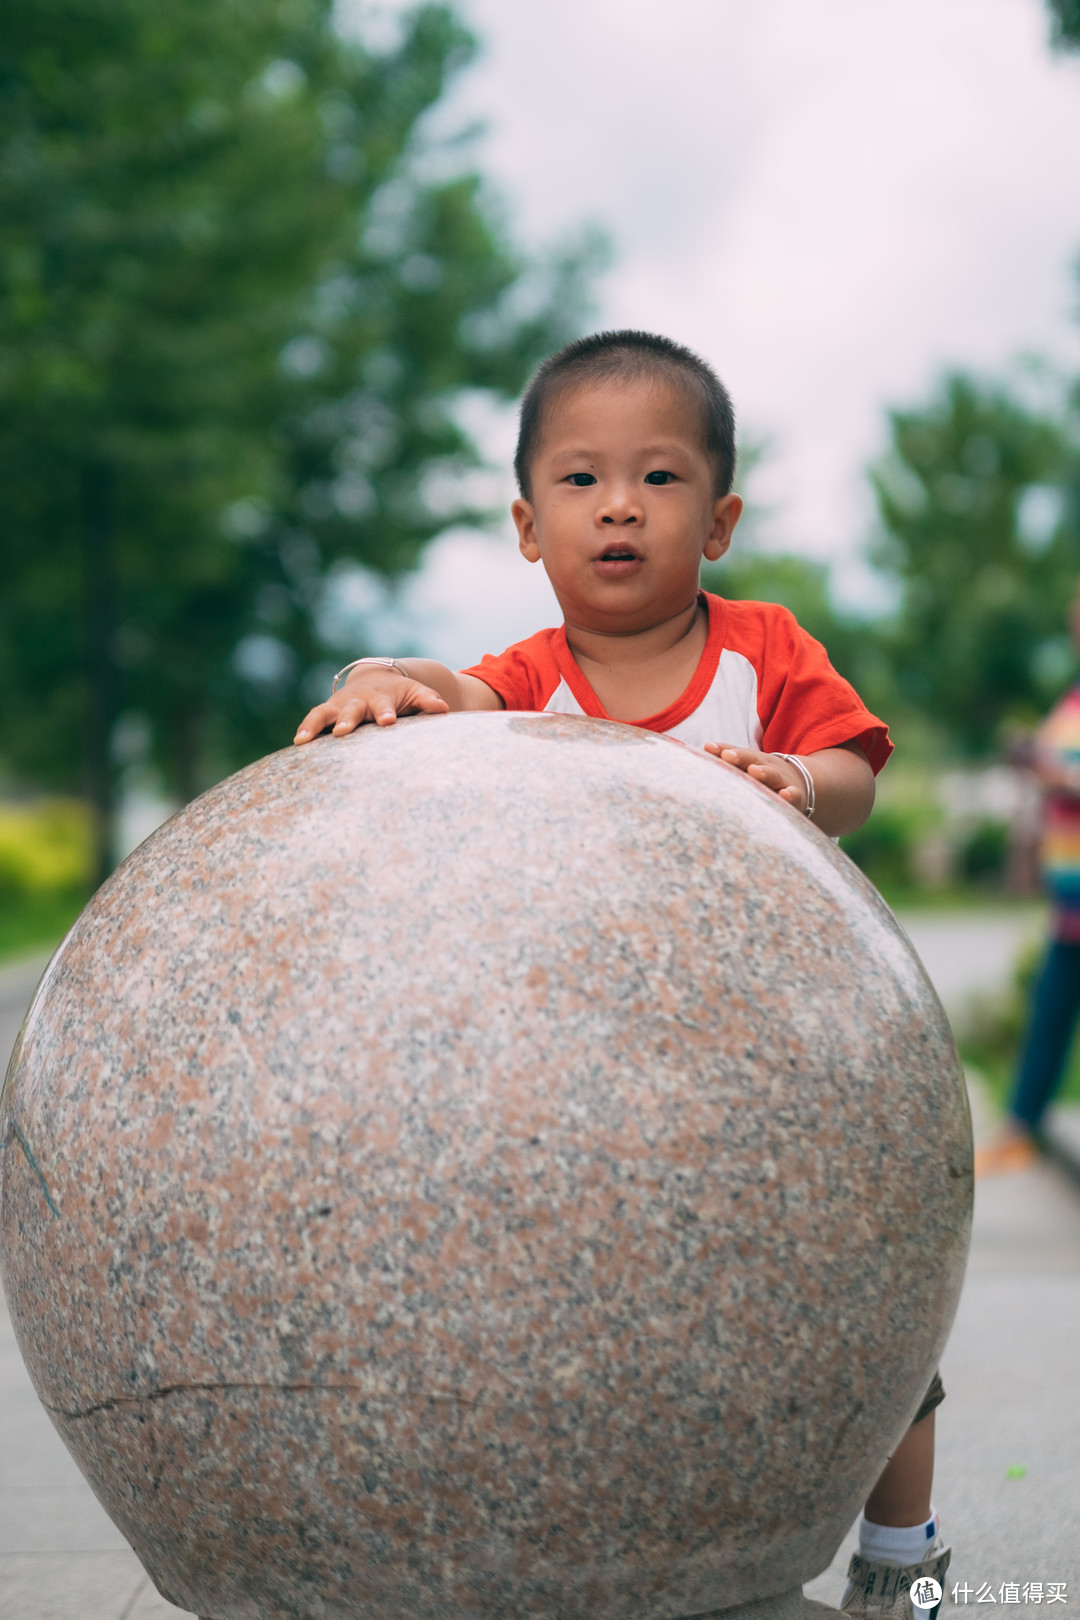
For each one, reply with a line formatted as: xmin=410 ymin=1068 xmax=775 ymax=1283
xmin=807 ymin=1082 xmax=1080 ymax=1606
xmin=2 ymin=914 xmax=1079 ymax=1616
xmin=896 ymin=906 xmax=1046 ymax=1031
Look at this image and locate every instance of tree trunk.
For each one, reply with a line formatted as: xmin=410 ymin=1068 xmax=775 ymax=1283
xmin=81 ymin=460 xmax=118 ymax=888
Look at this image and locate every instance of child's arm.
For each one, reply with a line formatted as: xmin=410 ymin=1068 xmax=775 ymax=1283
xmin=703 ymin=740 xmax=874 ymax=839
xmin=294 ymin=659 xmax=502 ymax=744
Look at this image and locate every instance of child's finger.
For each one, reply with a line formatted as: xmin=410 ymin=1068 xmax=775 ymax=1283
xmin=704 ymin=743 xmax=749 ymax=769
xmin=331 ymin=696 xmax=375 ymax=734
xmin=406 ymin=683 xmax=451 ymax=715
xmin=372 ymin=682 xmax=448 ymax=724
xmin=366 ymin=689 xmax=403 ymax=726
xmin=294 ymin=703 xmax=335 ymax=744
xmin=747 ymin=761 xmax=796 ymax=798
xmin=748 ymin=762 xmax=807 ymax=812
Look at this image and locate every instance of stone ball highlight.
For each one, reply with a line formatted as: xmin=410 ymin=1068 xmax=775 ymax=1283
xmin=0 ymin=712 xmax=971 ymax=1620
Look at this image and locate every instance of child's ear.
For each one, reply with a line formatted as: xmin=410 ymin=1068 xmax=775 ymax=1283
xmin=513 ymin=498 xmax=541 ymax=563
xmin=703 ymin=493 xmax=743 ymax=563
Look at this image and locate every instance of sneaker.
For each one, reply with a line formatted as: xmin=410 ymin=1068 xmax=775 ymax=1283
xmin=841 ymin=1542 xmax=951 ymax=1620
xmin=974 ymin=1132 xmax=1037 ymax=1178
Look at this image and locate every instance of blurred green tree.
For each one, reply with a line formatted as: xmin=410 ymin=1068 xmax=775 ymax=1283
xmin=703 ymin=550 xmax=895 ymax=721
xmin=869 ymin=371 xmax=1080 ymax=756
xmin=1047 ymin=0 xmax=1080 ymax=47
xmin=0 ymin=0 xmax=596 ymax=880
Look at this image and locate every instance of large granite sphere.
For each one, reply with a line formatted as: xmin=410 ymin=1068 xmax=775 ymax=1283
xmin=0 ymin=712 xmax=971 ymax=1620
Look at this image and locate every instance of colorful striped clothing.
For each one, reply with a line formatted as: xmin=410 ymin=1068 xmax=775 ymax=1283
xmin=1039 ymin=683 xmax=1080 ymax=941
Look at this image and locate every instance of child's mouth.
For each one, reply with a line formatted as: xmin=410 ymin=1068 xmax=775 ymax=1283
xmin=594 ymin=547 xmax=643 ymax=575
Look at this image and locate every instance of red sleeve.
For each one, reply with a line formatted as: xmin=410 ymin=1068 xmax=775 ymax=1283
xmin=727 ymin=600 xmax=892 ymax=774
xmin=459 ymin=627 xmax=564 ymax=712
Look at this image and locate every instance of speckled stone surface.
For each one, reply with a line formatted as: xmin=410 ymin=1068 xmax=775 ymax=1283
xmin=0 ymin=712 xmax=971 ymax=1620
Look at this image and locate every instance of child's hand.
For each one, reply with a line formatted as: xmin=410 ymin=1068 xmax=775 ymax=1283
xmin=294 ymin=666 xmax=449 ymax=743
xmin=704 ymin=744 xmax=810 ymax=813
xmin=704 ymin=740 xmax=875 ymax=836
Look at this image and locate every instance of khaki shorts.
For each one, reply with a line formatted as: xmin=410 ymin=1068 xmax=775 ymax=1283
xmin=912 ymin=1369 xmax=945 ymax=1427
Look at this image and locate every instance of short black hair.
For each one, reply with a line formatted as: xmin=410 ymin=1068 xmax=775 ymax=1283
xmin=513 ymin=329 xmax=736 ymax=500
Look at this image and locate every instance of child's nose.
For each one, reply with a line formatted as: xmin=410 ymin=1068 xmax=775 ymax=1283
xmin=598 ymin=489 xmax=642 ymax=524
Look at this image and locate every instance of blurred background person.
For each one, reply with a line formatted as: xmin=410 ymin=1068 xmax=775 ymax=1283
xmin=977 ymin=582 xmax=1080 ymax=1174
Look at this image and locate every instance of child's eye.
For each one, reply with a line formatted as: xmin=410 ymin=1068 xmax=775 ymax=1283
xmin=567 ymin=472 xmax=596 ymax=486
xmin=644 ymin=470 xmax=675 ymax=485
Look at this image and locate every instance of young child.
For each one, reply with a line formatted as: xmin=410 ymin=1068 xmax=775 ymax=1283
xmin=294 ymin=329 xmax=951 ymax=1616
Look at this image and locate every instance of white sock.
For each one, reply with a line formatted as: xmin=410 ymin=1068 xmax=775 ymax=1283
xmin=858 ymin=1508 xmax=940 ymax=1566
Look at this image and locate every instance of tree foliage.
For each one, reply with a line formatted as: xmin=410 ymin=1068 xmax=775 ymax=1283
xmin=702 ymin=551 xmax=895 ymax=722
xmin=0 ymin=0 xmax=595 ymax=877
xmin=869 ymin=372 xmax=1080 ymax=756
xmin=1047 ymin=0 xmax=1080 ymax=49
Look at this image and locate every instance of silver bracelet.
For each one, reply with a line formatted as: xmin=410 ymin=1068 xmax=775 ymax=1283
xmin=774 ymin=753 xmax=816 ymax=819
xmin=331 ymin=656 xmax=411 ymax=694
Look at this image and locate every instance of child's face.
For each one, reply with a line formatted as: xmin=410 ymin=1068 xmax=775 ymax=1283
xmin=512 ymin=376 xmax=742 ymax=632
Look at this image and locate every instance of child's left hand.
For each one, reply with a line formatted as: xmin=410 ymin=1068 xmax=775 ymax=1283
xmin=703 ymin=740 xmax=875 ymax=837
xmin=704 ymin=745 xmax=810 ymax=812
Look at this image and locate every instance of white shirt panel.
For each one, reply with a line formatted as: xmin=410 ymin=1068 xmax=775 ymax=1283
xmin=542 ymin=676 xmax=587 ymax=717
xmin=664 ymin=648 xmax=763 ymax=752
xmin=541 ymin=647 xmax=762 ymax=750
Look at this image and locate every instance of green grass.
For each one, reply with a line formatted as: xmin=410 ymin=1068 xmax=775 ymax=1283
xmin=0 ymin=889 xmax=89 ymax=965
xmin=881 ymin=886 xmax=1046 ymax=915
xmin=958 ymin=1043 xmax=1080 ymax=1121
xmin=957 ymin=928 xmax=1080 ymax=1112
xmin=960 ymin=1040 xmax=1080 ymax=1112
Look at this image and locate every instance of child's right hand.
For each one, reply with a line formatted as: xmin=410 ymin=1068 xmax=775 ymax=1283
xmin=294 ymin=666 xmax=449 ymax=744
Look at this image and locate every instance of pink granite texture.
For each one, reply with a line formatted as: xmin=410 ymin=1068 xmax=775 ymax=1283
xmin=0 ymin=712 xmax=971 ymax=1620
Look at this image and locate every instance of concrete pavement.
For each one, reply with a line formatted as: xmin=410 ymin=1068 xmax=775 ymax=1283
xmin=896 ymin=907 xmax=1047 ymax=1033
xmin=2 ymin=911 xmax=1080 ymax=1617
xmin=898 ymin=905 xmax=1080 ymax=1188
xmin=806 ymin=1081 xmax=1080 ymax=1606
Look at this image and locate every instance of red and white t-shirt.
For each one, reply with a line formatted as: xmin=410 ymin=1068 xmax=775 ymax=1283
xmin=461 ymin=591 xmax=892 ymax=773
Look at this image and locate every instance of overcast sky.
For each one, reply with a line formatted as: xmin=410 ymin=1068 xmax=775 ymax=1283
xmin=340 ymin=0 xmax=1080 ymax=666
